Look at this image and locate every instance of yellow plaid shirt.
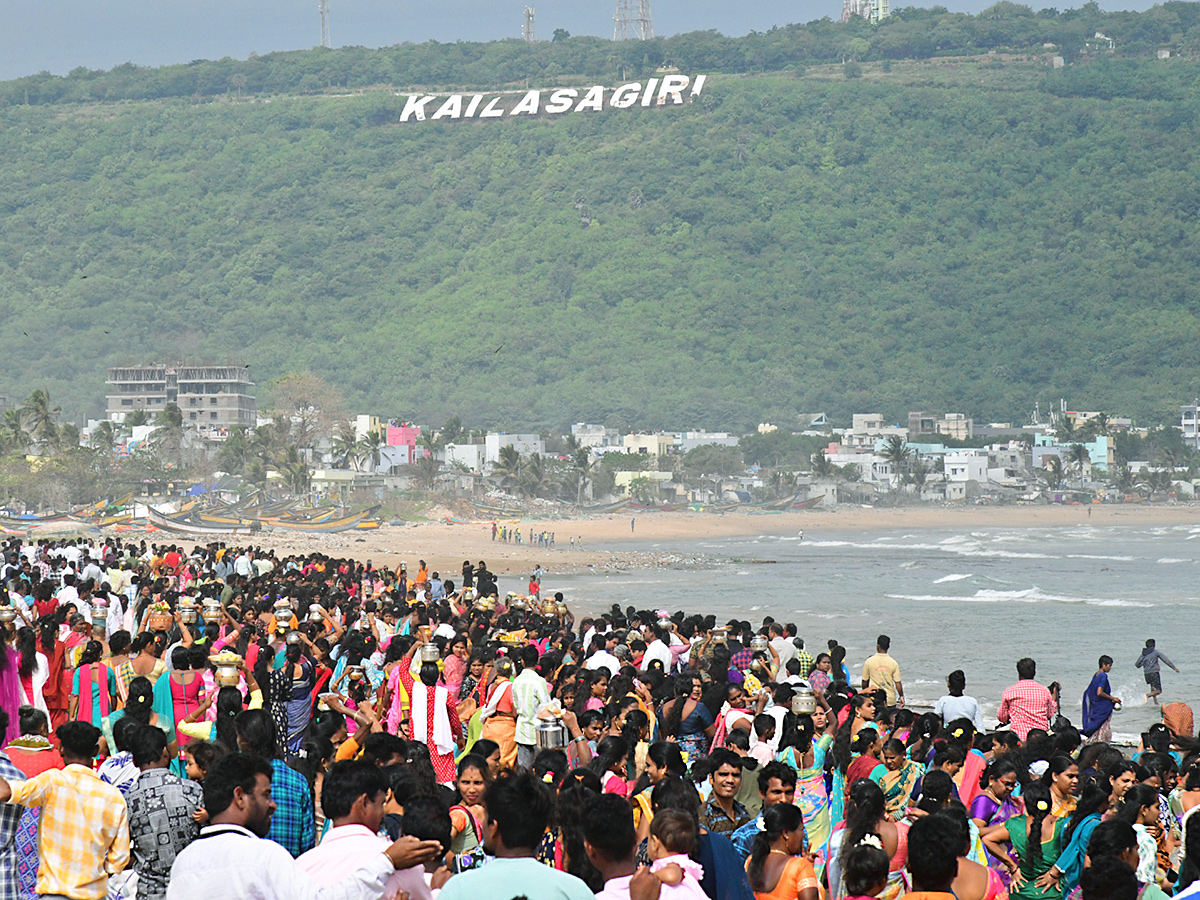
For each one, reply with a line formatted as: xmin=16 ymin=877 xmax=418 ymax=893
xmin=10 ymin=763 xmax=130 ymax=900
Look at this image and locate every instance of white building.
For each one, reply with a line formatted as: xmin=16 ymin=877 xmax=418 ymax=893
xmin=484 ymin=432 xmax=544 ymax=465
xmin=1183 ymin=403 xmax=1200 ymax=450
xmin=623 ymin=433 xmax=676 ymax=457
xmin=675 ymin=431 xmax=739 ymax=453
xmin=571 ymin=423 xmax=622 ymax=448
xmin=445 ymin=443 xmax=486 ymax=473
xmin=944 ymin=450 xmax=988 ymax=483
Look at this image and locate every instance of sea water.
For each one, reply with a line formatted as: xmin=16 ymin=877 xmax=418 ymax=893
xmin=554 ymin=522 xmax=1200 ymax=742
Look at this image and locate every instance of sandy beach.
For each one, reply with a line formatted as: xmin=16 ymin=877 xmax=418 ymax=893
xmin=232 ymin=502 xmax=1200 ymax=579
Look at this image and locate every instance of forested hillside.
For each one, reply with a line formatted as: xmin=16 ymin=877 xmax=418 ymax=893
xmin=5 ymin=12 xmax=1200 ymax=429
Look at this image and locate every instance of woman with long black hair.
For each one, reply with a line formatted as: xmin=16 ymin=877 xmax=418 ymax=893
xmin=747 ymin=804 xmax=819 ymax=900
xmin=980 ymin=782 xmax=1066 ymax=899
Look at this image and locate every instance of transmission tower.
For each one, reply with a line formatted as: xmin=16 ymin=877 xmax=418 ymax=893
xmin=613 ymin=0 xmax=653 ymax=40
xmin=319 ymin=0 xmax=331 ymax=48
xmin=523 ymin=6 xmax=536 ymax=42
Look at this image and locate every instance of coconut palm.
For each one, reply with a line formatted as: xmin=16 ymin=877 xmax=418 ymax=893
xmin=811 ymin=450 xmax=834 ymax=478
xmin=357 ymin=430 xmax=385 ymax=473
xmin=21 ymin=389 xmax=60 ymax=449
xmin=0 ymin=409 xmax=30 ymax=453
xmin=412 ymin=455 xmax=441 ymax=491
xmin=1067 ymin=443 xmax=1091 ymax=488
xmin=124 ymin=409 xmax=149 ymax=427
xmin=217 ymin=426 xmax=250 ymax=474
xmin=90 ymin=421 xmax=115 ymax=452
xmin=571 ymin=448 xmax=592 ymax=505
xmin=1043 ymin=456 xmax=1065 ymax=490
xmin=880 ymin=435 xmax=911 ymax=488
xmin=519 ymin=453 xmax=559 ymax=499
xmin=329 ymin=422 xmax=359 ymax=469
xmin=492 ymin=445 xmax=522 ymax=493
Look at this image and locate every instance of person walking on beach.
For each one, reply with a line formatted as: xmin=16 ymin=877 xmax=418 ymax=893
xmin=631 ymin=518 xmax=636 ymax=533
xmin=1136 ymin=639 xmax=1179 ymax=705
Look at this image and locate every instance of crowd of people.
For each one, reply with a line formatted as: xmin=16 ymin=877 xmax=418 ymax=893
xmin=0 ymin=536 xmax=1195 ymax=900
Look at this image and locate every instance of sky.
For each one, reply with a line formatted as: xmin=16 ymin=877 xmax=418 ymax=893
xmin=3 ymin=0 xmax=1162 ymax=82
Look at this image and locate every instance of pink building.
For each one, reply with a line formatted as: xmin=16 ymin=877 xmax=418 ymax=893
xmin=386 ymin=423 xmax=427 ymax=459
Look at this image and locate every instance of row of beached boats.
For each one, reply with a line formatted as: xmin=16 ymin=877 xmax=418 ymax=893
xmin=0 ymin=493 xmax=385 ymax=536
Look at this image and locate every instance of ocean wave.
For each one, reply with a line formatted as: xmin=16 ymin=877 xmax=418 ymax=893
xmin=884 ymin=587 xmax=1152 ymax=608
xmin=1067 ymin=554 xmax=1137 ymax=561
xmin=1157 ymin=558 xmax=1188 ymax=564
xmin=933 ymin=574 xmax=973 ymax=583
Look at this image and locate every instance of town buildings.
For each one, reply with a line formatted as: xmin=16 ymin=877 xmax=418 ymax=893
xmin=105 ymin=365 xmax=256 ymax=433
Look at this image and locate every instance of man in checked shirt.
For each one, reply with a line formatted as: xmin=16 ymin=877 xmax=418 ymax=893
xmin=0 ymin=720 xmax=129 ymax=900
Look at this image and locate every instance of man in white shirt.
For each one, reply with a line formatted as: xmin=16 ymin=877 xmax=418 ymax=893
xmin=585 ymin=636 xmax=621 ymax=676
xmin=168 ymin=752 xmax=442 ymax=900
xmin=639 ymin=625 xmax=673 ymax=673
xmin=768 ymin=624 xmax=797 ymax=671
xmin=80 ymin=556 xmax=104 ymax=587
xmin=56 ymin=574 xmax=82 ymax=615
xmin=298 ymin=761 xmax=435 ymax=900
xmin=234 ymin=551 xmax=254 ymax=578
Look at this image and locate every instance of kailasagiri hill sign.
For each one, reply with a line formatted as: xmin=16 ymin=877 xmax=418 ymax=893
xmin=399 ymin=74 xmax=707 ymax=123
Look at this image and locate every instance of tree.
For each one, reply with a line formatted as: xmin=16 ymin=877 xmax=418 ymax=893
xmin=357 ymin=429 xmax=385 ymax=473
xmin=439 ymin=416 xmax=465 ymax=448
xmin=492 ymin=445 xmax=522 ymax=493
xmin=124 ymin=409 xmax=149 ymax=427
xmin=627 ymin=475 xmax=655 ymax=502
xmin=329 ymin=421 xmax=359 ymax=469
xmin=880 ymin=435 xmax=911 ymax=488
xmin=21 ymin=389 xmax=60 ymax=450
xmin=1043 ymin=455 xmax=1065 ymax=490
xmin=811 ymin=451 xmax=834 ymax=478
xmin=267 ymin=372 xmax=344 ymax=451
xmin=89 ymin=421 xmax=115 ymax=452
xmin=217 ymin=426 xmax=251 ymax=474
xmin=571 ymin=448 xmax=592 ymax=505
xmin=908 ymin=458 xmax=930 ymax=490
xmin=0 ymin=409 xmax=30 ymax=454
xmin=1067 ymin=443 xmax=1091 ymax=487
xmin=552 ymin=28 xmax=570 ymax=41
xmin=411 ymin=455 xmax=441 ymax=491
xmin=519 ymin=453 xmax=559 ymax=499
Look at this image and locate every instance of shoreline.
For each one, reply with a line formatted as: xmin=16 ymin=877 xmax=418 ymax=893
xmin=174 ymin=502 xmax=1200 ymax=579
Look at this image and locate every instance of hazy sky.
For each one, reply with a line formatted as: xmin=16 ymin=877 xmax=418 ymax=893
xmin=3 ymin=0 xmax=1158 ymax=82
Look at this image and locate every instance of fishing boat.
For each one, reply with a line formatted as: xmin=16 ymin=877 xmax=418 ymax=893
xmin=146 ymin=507 xmax=255 ymax=536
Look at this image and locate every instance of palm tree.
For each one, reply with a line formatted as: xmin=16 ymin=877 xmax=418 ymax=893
xmin=519 ymin=453 xmax=559 ymax=499
xmin=217 ymin=426 xmax=250 ymax=474
xmin=21 ymin=389 xmax=60 ymax=449
xmin=151 ymin=403 xmax=186 ymax=459
xmin=439 ymin=416 xmax=465 ymax=448
xmin=90 ymin=421 xmax=116 ymax=452
xmin=908 ymin=459 xmax=929 ymax=491
xmin=811 ymin=451 xmax=834 ymax=479
xmin=276 ymin=446 xmax=310 ymax=496
xmin=1067 ymin=443 xmax=1091 ymax=488
xmin=492 ymin=445 xmax=522 ymax=493
xmin=329 ymin=422 xmax=359 ymax=469
xmin=0 ymin=409 xmax=30 ymax=453
xmin=357 ymin=430 xmax=385 ymax=473
xmin=412 ymin=455 xmax=441 ymax=491
xmin=1054 ymin=415 xmax=1076 ymax=444
xmin=1043 ymin=456 xmax=1065 ymax=490
xmin=880 ymin=435 xmax=911 ymax=488
xmin=571 ymin=448 xmax=592 ymax=505
xmin=124 ymin=409 xmax=149 ymax=427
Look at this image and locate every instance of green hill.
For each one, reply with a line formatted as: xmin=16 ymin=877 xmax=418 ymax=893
xmin=6 ymin=13 xmax=1200 ymax=430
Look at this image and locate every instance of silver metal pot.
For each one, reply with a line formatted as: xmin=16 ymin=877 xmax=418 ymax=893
xmin=791 ymin=685 xmax=817 ymax=715
xmin=535 ymin=717 xmax=567 ymax=750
